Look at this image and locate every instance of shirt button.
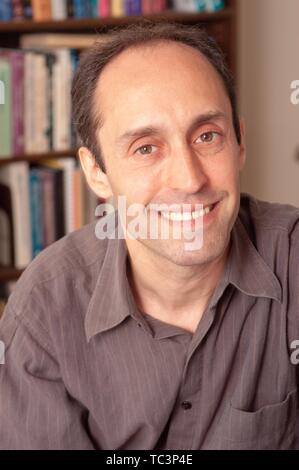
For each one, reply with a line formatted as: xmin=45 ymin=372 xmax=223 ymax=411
xmin=181 ymin=401 xmax=192 ymax=410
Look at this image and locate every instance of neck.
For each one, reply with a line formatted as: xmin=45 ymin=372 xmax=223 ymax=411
xmin=126 ymin=239 xmax=230 ymax=332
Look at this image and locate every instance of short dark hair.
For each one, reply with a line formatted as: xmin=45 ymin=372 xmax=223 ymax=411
xmin=72 ymin=21 xmax=240 ymax=168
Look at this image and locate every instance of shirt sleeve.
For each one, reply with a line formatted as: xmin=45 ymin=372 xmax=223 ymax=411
xmin=0 ymin=301 xmax=95 ymax=450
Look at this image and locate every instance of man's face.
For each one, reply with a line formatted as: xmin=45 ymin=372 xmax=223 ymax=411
xmin=93 ymin=40 xmax=245 ymax=266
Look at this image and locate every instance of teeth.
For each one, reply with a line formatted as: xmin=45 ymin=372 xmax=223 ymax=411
xmin=161 ymin=205 xmax=213 ymax=221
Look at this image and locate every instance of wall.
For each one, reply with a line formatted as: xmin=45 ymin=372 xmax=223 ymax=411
xmin=237 ymin=0 xmax=299 ymax=206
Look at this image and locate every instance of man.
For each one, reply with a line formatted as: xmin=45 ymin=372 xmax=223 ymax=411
xmin=0 ymin=22 xmax=298 ymax=450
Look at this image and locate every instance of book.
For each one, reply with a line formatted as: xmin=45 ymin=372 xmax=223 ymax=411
xmin=99 ymin=0 xmax=110 ymax=17
xmin=0 ymin=163 xmax=32 ymax=268
xmin=0 ymin=0 xmax=13 ymax=21
xmin=0 ymin=55 xmax=12 ymax=157
xmin=112 ymin=0 xmax=124 ymax=17
xmin=20 ymin=33 xmax=102 ymax=49
xmin=12 ymin=0 xmax=24 ymax=20
xmin=73 ymin=0 xmax=87 ymax=18
xmin=31 ymin=0 xmax=52 ymax=21
xmin=29 ymin=168 xmax=44 ymax=258
xmin=22 ymin=0 xmax=33 ymax=19
xmin=67 ymin=0 xmax=74 ymax=17
xmin=0 ymin=49 xmax=25 ymax=156
xmin=24 ymin=51 xmax=51 ymax=154
xmin=10 ymin=50 xmax=25 ymax=156
xmin=40 ymin=168 xmax=57 ymax=247
xmin=51 ymin=0 xmax=68 ymax=19
xmin=172 ymin=0 xmax=197 ymax=12
xmin=205 ymin=0 xmax=225 ymax=12
xmin=51 ymin=49 xmax=73 ymax=150
xmin=0 ymin=182 xmax=13 ymax=266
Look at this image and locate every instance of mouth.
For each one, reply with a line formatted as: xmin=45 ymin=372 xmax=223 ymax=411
xmin=158 ymin=201 xmax=219 ymax=222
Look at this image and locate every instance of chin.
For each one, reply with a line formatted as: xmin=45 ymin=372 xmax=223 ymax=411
xmin=144 ymin=235 xmax=229 ymax=267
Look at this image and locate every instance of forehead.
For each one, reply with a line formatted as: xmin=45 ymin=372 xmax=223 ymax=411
xmin=95 ymin=40 xmax=230 ymax=127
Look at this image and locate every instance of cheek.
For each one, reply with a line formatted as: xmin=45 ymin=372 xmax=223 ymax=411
xmin=108 ymin=166 xmax=161 ymax=205
xmin=207 ymin=146 xmax=241 ymax=187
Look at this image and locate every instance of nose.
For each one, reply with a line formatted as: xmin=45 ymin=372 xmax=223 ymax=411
xmin=165 ymin=145 xmax=208 ymax=194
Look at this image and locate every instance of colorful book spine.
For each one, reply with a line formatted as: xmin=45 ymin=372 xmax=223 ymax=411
xmin=204 ymin=0 xmax=225 ymax=11
xmin=0 ymin=0 xmax=13 ymax=21
xmin=12 ymin=0 xmax=24 ymax=20
xmin=195 ymin=0 xmax=206 ymax=12
xmin=73 ymin=0 xmax=86 ymax=17
xmin=131 ymin=0 xmax=141 ymax=14
xmin=112 ymin=0 xmax=124 ymax=17
xmin=84 ymin=0 xmax=94 ymax=17
xmin=99 ymin=0 xmax=110 ymax=17
xmin=51 ymin=0 xmax=68 ymax=19
xmin=90 ymin=0 xmax=98 ymax=17
xmin=0 ymin=55 xmax=12 ymax=157
xmin=11 ymin=51 xmax=25 ymax=156
xmin=29 ymin=168 xmax=44 ymax=258
xmin=141 ymin=0 xmax=152 ymax=14
xmin=32 ymin=0 xmax=52 ymax=21
xmin=22 ymin=0 xmax=33 ymax=19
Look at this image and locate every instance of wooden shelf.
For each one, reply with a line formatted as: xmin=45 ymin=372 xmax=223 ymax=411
xmin=0 ymin=9 xmax=234 ymax=33
xmin=0 ymin=267 xmax=24 ymax=283
xmin=0 ymin=149 xmax=78 ymax=166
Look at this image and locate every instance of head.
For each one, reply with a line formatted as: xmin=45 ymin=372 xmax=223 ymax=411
xmin=73 ymin=22 xmax=246 ymax=267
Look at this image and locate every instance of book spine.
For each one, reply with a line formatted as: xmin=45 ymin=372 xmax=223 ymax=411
xmin=67 ymin=0 xmax=74 ymax=17
xmin=99 ymin=0 xmax=111 ymax=17
xmin=51 ymin=0 xmax=68 ymax=19
xmin=29 ymin=169 xmax=43 ymax=258
xmin=54 ymin=169 xmax=65 ymax=239
xmin=0 ymin=0 xmax=13 ymax=21
xmin=90 ymin=0 xmax=98 ymax=17
xmin=32 ymin=0 xmax=53 ymax=21
xmin=41 ymin=170 xmax=56 ymax=247
xmin=141 ymin=0 xmax=152 ymax=14
xmin=124 ymin=0 xmax=131 ymax=15
xmin=111 ymin=0 xmax=124 ymax=17
xmin=204 ymin=0 xmax=225 ymax=12
xmin=131 ymin=0 xmax=141 ymax=14
xmin=73 ymin=0 xmax=86 ymax=17
xmin=11 ymin=51 xmax=25 ymax=156
xmin=84 ymin=0 xmax=93 ymax=17
xmin=22 ymin=0 xmax=33 ymax=19
xmin=12 ymin=0 xmax=24 ymax=20
xmin=0 ymin=55 xmax=12 ymax=157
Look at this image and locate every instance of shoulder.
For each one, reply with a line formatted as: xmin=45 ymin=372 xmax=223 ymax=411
xmin=1 ymin=221 xmax=109 ymax=336
xmin=239 ymin=192 xmax=299 ymax=242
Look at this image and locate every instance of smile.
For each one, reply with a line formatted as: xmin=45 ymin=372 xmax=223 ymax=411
xmin=159 ymin=203 xmax=217 ymax=222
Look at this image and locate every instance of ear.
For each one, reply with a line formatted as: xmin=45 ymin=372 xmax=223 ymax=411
xmin=238 ymin=117 xmax=246 ymax=171
xmin=78 ymin=146 xmax=113 ymax=199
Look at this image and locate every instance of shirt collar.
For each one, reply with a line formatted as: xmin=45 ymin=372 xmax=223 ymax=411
xmin=225 ymin=216 xmax=282 ymax=304
xmin=85 ymin=211 xmax=282 ymax=342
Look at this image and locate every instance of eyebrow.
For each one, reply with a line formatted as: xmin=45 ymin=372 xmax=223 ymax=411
xmin=115 ymin=111 xmax=227 ymax=146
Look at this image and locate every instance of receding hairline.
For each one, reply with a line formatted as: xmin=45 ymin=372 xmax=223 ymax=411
xmin=92 ymin=37 xmax=229 ymax=138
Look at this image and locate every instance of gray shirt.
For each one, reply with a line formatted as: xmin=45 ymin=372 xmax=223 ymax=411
xmin=0 ymin=192 xmax=299 ymax=450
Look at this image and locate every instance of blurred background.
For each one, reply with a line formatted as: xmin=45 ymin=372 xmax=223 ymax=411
xmin=238 ymin=0 xmax=299 ymax=206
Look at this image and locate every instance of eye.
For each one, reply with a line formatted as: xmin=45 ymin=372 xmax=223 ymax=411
xmin=196 ymin=131 xmax=220 ymax=143
xmin=134 ymin=144 xmax=157 ymax=155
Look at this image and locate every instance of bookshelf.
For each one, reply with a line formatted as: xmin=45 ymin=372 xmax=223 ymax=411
xmin=0 ymin=0 xmax=237 ymax=284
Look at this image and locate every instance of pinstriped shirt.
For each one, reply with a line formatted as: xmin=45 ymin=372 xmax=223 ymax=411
xmin=0 ymin=192 xmax=299 ymax=450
